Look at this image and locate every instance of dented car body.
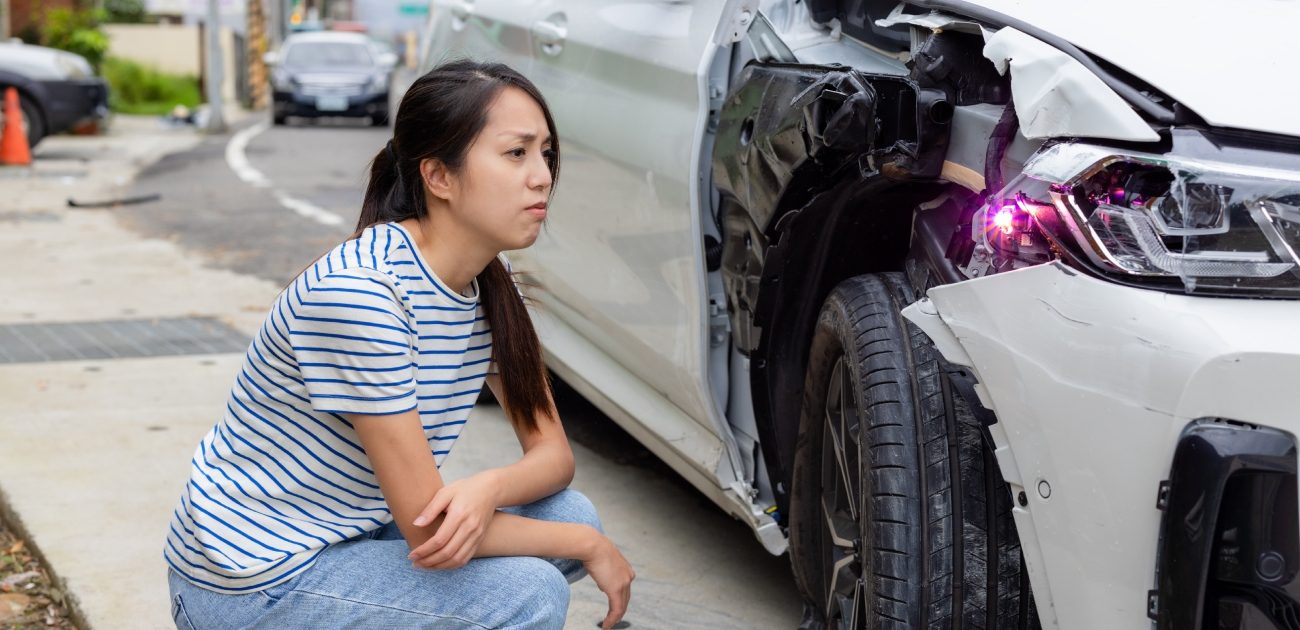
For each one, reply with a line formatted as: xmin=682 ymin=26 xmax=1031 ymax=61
xmin=424 ymin=0 xmax=1300 ymax=628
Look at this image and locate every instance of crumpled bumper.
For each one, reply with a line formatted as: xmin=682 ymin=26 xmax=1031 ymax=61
xmin=902 ymin=261 xmax=1300 ymax=630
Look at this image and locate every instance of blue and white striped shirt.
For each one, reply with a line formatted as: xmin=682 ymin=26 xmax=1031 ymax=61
xmin=164 ymin=222 xmax=499 ymax=593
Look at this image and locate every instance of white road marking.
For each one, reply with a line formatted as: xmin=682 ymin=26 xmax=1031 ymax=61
xmin=274 ymin=190 xmax=345 ymax=226
xmin=224 ymin=120 xmax=346 ymax=227
xmin=225 ymin=121 xmax=271 ymax=188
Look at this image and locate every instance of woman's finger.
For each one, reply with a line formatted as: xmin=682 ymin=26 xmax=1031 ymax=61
xmin=424 ymin=522 xmax=475 ymax=569
xmin=601 ymin=585 xmax=629 ymax=630
xmin=409 ymin=509 xmax=462 ymax=560
xmin=412 ymin=486 xmax=455 ymax=527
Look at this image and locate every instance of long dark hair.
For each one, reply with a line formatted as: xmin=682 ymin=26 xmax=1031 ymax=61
xmin=355 ymin=59 xmax=559 ymax=433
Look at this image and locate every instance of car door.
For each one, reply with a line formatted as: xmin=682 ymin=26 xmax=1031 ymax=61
xmin=518 ymin=0 xmax=733 ymax=443
xmin=421 ymin=0 xmax=536 ymax=76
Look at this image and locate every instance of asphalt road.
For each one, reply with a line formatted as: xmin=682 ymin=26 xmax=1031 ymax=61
xmin=120 ymin=114 xmax=803 ymax=628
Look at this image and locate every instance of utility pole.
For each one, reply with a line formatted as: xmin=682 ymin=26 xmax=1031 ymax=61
xmin=267 ymin=0 xmax=282 ymax=48
xmin=246 ymin=0 xmax=268 ymax=109
xmin=204 ymin=0 xmax=226 ymax=132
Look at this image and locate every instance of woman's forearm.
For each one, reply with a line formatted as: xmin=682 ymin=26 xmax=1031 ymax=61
xmin=484 ymin=438 xmax=575 ymax=507
xmin=482 ymin=374 xmax=576 ymax=508
xmin=472 ymin=510 xmax=601 ymax=561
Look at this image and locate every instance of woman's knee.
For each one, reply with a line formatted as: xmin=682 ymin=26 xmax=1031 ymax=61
xmin=502 ymin=557 xmax=570 ymax=628
xmin=544 ymin=488 xmax=604 ymax=533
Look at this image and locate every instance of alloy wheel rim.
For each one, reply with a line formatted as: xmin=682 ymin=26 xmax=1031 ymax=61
xmin=820 ymin=356 xmax=867 ymax=629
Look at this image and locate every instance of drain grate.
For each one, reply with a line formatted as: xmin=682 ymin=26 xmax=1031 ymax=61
xmin=0 ymin=317 xmax=251 ymax=364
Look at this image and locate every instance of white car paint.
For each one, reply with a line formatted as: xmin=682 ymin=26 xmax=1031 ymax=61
xmin=904 ymin=263 xmax=1300 ymax=629
xmin=962 ymin=0 xmax=1300 ymax=138
xmin=424 ymin=0 xmax=785 ymax=550
xmin=981 ymin=27 xmax=1160 ymax=142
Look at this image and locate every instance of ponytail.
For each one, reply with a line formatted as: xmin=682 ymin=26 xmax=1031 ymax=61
xmin=477 ymin=257 xmax=550 ymax=433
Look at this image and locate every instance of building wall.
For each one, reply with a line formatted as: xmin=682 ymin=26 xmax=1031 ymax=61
xmin=103 ymin=23 xmax=239 ymax=102
xmin=104 ymin=23 xmax=201 ymax=76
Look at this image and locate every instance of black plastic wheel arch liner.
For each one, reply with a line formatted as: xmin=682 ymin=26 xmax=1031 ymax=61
xmin=713 ymin=62 xmax=950 ymax=357
xmin=713 ymin=63 xmax=950 ymax=237
xmin=1153 ymin=419 xmax=1300 ymax=630
xmin=711 ymin=62 xmax=951 ymax=518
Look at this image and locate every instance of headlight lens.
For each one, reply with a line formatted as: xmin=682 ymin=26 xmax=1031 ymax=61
xmin=972 ymin=140 xmax=1300 ymax=297
xmin=55 ymin=53 xmax=91 ymax=79
xmin=369 ymin=73 xmax=388 ymax=93
xmin=271 ymin=70 xmax=294 ymax=91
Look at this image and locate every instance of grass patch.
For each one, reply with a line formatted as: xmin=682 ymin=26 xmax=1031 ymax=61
xmin=102 ymin=56 xmax=201 ymax=116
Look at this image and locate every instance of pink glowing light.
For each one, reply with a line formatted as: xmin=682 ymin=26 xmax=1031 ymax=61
xmin=993 ymin=205 xmax=1016 ymax=235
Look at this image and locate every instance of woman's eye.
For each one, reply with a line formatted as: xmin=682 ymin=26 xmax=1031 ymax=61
xmin=508 ymin=148 xmax=526 ymax=158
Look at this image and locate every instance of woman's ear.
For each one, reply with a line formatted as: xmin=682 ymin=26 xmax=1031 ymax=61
xmin=420 ymin=158 xmax=455 ymax=202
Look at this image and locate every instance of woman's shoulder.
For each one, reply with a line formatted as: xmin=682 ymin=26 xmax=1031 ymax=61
xmin=302 ymin=225 xmax=414 ymax=287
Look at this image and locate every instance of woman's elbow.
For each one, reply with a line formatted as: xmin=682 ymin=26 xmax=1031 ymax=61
xmin=557 ymin=447 xmax=576 ymax=486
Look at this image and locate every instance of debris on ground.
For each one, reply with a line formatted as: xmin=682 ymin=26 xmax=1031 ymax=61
xmin=0 ymin=520 xmax=76 ymax=628
xmin=66 ymin=193 xmax=162 ymax=209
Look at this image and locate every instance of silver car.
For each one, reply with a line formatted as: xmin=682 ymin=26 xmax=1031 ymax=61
xmin=426 ymin=1 xmax=1300 ymax=628
xmin=265 ymin=31 xmax=398 ymax=126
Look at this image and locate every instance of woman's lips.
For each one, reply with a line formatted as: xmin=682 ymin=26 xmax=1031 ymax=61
xmin=526 ymin=203 xmax=547 ymax=219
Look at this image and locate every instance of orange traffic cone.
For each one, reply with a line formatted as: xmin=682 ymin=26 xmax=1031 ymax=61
xmin=1 ymin=87 xmax=33 ymax=167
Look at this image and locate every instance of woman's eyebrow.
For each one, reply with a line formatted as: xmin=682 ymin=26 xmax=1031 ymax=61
xmin=498 ymin=131 xmax=552 ymax=144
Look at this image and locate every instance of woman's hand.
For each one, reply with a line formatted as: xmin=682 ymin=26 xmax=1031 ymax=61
xmin=407 ymin=471 xmax=502 ymax=569
xmin=583 ymin=534 xmax=635 ymax=630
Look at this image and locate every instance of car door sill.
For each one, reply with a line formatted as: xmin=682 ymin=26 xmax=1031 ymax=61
xmin=530 ymin=304 xmax=785 ymax=551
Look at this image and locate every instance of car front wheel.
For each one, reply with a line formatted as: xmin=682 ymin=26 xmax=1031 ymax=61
xmin=789 ymin=272 xmax=1039 ymax=630
xmin=1 ymin=89 xmax=46 ymax=148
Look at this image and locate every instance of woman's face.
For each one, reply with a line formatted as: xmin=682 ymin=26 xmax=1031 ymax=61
xmin=438 ymin=86 xmax=554 ymax=252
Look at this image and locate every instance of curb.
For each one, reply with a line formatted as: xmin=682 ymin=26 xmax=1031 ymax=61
xmin=0 ymin=487 xmax=90 ymax=630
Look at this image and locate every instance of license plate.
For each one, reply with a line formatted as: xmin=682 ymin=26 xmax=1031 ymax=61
xmin=315 ymin=96 xmax=348 ymax=112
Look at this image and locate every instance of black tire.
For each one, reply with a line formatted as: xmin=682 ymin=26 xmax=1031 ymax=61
xmin=272 ymin=112 xmax=288 ymax=126
xmin=789 ymin=272 xmax=1039 ymax=630
xmin=1 ymin=88 xmax=45 ymax=148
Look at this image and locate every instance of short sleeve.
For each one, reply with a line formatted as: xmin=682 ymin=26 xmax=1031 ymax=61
xmin=290 ymin=268 xmax=417 ymax=415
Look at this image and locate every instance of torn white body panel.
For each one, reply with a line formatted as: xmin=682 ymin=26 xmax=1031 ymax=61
xmin=982 ymin=27 xmax=1159 ymax=142
xmin=873 ymin=5 xmax=984 ymax=35
xmin=903 ymin=262 xmax=1300 ymax=629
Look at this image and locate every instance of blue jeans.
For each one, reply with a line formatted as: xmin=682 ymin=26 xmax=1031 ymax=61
xmin=168 ymin=489 xmax=602 ymax=629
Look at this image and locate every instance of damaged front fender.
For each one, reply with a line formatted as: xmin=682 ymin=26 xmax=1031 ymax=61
xmin=712 ymin=62 xmax=952 ymax=353
xmin=902 ymin=261 xmax=1300 ymax=629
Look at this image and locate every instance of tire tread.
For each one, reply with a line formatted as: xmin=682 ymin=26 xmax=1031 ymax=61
xmin=789 ymin=273 xmax=1039 ymax=630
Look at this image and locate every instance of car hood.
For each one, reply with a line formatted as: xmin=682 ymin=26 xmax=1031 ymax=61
xmin=0 ymin=42 xmax=94 ymax=80
xmin=961 ymin=0 xmax=1300 ymax=139
xmin=283 ymin=68 xmax=374 ymax=82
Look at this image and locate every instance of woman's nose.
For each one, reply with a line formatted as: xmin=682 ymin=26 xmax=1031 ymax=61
xmin=529 ymin=157 xmax=552 ymax=190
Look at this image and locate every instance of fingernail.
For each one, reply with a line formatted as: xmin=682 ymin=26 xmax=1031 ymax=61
xmin=413 ymin=517 xmax=427 ymax=526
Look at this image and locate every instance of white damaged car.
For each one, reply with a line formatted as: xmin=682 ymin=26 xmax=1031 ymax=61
xmin=424 ymin=1 xmax=1300 ymax=628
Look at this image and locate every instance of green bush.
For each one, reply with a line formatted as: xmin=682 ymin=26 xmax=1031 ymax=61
xmin=103 ymin=0 xmax=147 ymax=23
xmin=43 ymin=8 xmax=109 ymax=69
xmin=102 ymin=57 xmax=202 ymax=116
xmin=42 ymin=8 xmax=108 ymax=69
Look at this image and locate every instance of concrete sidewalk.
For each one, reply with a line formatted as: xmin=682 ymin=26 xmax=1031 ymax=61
xmin=0 ymin=116 xmax=801 ymax=628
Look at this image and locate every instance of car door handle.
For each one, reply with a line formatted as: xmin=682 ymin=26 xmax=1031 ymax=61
xmin=531 ymin=15 xmax=567 ymax=49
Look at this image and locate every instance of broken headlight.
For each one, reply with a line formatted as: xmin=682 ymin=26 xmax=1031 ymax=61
xmin=981 ymin=142 xmax=1300 ymax=297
